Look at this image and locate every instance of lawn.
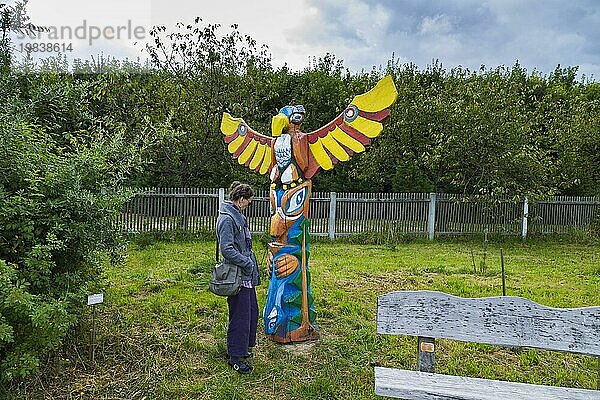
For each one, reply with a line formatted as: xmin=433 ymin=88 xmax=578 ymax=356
xmin=10 ymin=237 xmax=600 ymax=399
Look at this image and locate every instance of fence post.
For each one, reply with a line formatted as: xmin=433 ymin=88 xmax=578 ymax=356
xmin=522 ymin=197 xmax=529 ymax=240
xmin=329 ymin=192 xmax=337 ymax=240
xmin=218 ymin=188 xmax=225 ymax=208
xmin=427 ymin=193 xmax=437 ymax=241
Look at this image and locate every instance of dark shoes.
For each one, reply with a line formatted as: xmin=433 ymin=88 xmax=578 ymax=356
xmin=228 ymin=359 xmax=252 ymax=374
xmin=226 ymin=347 xmax=254 ymax=374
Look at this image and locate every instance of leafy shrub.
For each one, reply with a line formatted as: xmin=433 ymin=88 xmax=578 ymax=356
xmin=0 ymin=99 xmax=139 ymax=382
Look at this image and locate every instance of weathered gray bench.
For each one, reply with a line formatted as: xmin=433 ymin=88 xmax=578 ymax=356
xmin=375 ymin=290 xmax=600 ymax=400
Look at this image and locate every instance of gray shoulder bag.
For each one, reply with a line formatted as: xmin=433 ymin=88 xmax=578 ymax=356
xmin=209 ymin=230 xmax=242 ymax=297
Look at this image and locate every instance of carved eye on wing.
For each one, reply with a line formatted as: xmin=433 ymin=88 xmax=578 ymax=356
xmin=303 ymin=75 xmax=398 ymax=179
xmin=220 ymin=113 xmax=276 ymax=175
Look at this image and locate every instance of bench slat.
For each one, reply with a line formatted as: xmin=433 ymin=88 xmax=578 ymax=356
xmin=375 ymin=367 xmax=600 ymax=400
xmin=377 ymin=291 xmax=600 ymax=356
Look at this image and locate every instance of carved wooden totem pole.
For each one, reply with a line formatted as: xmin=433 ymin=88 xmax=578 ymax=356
xmin=220 ymin=75 xmax=398 ymax=343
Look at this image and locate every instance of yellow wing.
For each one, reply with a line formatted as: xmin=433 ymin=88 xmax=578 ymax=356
xmin=304 ymin=75 xmax=398 ymax=178
xmin=220 ymin=113 xmax=275 ymax=175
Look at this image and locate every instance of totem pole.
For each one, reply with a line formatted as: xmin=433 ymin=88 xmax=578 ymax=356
xmin=220 ymin=75 xmax=398 ymax=343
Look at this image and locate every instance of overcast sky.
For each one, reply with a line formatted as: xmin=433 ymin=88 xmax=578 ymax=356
xmin=14 ymin=0 xmax=600 ymax=79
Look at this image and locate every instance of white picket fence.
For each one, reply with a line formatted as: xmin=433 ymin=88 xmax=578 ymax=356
xmin=117 ymin=188 xmax=600 ymax=239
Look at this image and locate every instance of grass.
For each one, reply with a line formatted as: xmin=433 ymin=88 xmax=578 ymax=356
xmin=8 ymin=237 xmax=600 ymax=399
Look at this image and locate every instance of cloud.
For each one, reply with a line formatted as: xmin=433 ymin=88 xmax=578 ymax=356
xmin=19 ymin=0 xmax=600 ymax=79
xmin=419 ymin=14 xmax=453 ymax=35
xmin=476 ymin=0 xmax=600 ymax=77
xmin=286 ymin=0 xmax=600 ymax=78
xmin=286 ymin=0 xmax=395 ymax=69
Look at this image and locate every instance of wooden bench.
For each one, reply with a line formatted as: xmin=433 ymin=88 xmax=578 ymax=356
xmin=375 ymin=290 xmax=600 ymax=400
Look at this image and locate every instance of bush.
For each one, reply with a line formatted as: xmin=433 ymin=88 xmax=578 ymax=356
xmin=0 ymin=102 xmax=138 ymax=382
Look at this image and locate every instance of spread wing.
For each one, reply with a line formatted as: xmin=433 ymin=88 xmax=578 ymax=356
xmin=220 ymin=113 xmax=275 ymax=175
xmin=304 ymin=75 xmax=398 ymax=179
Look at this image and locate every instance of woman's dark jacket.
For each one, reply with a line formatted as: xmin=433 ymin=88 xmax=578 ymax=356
xmin=216 ymin=201 xmax=260 ymax=286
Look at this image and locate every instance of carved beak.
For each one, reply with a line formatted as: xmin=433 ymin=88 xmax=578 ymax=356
xmin=271 ymin=113 xmax=289 ymax=137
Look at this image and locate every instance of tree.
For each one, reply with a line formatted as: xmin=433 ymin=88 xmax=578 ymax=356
xmin=538 ymin=67 xmax=600 ymax=196
xmin=374 ymin=62 xmax=567 ymax=200
xmin=142 ymin=20 xmax=274 ymax=188
xmin=0 ymin=0 xmax=41 ymax=71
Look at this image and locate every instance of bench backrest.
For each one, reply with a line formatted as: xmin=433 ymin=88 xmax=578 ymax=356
xmin=377 ymin=290 xmax=600 ymax=357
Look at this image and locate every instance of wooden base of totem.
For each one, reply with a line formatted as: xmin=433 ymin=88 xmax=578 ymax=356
xmin=268 ymin=324 xmax=320 ymax=344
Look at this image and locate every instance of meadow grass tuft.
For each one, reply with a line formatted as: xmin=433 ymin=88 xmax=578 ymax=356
xmin=8 ymin=237 xmax=600 ymax=399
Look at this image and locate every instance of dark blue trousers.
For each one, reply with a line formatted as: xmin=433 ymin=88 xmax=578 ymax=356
xmin=227 ymin=287 xmax=258 ymax=358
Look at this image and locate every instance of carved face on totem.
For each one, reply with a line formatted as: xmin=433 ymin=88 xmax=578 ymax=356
xmin=269 ymin=181 xmax=311 ymax=241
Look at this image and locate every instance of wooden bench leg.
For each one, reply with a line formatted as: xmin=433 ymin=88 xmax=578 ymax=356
xmin=418 ymin=336 xmax=435 ymax=373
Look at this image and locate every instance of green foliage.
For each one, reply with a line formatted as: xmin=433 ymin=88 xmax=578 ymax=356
xmin=6 ymin=18 xmax=595 ymax=198
xmin=122 ymin=19 xmax=595 ymax=196
xmin=140 ymin=20 xmax=274 ymax=188
xmin=0 ymin=70 xmax=147 ymax=382
xmin=2 ymin=17 xmax=600 ymax=198
xmin=0 ymin=259 xmax=73 ymax=381
xmin=138 ymin=23 xmax=600 ymax=196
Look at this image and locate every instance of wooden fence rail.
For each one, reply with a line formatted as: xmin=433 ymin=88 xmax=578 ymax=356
xmin=116 ymin=188 xmax=600 ymax=239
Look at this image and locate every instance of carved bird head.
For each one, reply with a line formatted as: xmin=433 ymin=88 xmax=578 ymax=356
xmin=271 ymin=105 xmax=305 ymax=137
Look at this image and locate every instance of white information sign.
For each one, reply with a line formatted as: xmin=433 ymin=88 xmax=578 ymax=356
xmin=87 ymin=293 xmax=104 ymax=306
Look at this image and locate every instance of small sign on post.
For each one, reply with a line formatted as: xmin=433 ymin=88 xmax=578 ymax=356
xmin=87 ymin=293 xmax=104 ymax=306
xmin=87 ymin=293 xmax=104 ymax=362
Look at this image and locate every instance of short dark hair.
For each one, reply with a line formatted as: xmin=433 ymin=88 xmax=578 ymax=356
xmin=229 ymin=181 xmax=254 ymax=201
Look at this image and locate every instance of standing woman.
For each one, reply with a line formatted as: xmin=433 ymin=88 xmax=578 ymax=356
xmin=216 ymin=181 xmax=260 ymax=374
